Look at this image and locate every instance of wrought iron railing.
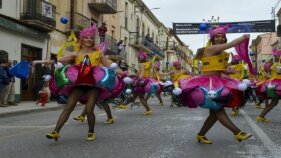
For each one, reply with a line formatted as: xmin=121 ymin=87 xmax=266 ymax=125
xmin=66 ymin=12 xmax=91 ymax=31
xmin=137 ymin=36 xmax=165 ymax=58
xmin=21 ymin=0 xmax=56 ymax=27
xmin=89 ymin=0 xmax=117 ymax=11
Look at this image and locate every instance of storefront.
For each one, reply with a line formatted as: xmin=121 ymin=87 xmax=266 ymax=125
xmin=0 ymin=15 xmax=49 ymax=101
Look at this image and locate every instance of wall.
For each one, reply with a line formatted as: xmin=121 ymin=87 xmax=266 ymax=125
xmin=0 ymin=28 xmax=47 ymax=99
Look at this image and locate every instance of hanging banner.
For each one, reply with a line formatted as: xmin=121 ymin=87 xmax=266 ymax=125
xmin=173 ymin=20 xmax=275 ymax=35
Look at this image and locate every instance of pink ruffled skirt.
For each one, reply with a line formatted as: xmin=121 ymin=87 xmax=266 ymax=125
xmin=179 ymin=75 xmax=244 ymax=109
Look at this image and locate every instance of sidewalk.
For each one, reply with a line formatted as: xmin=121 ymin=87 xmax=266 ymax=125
xmin=0 ymin=101 xmax=63 ymax=117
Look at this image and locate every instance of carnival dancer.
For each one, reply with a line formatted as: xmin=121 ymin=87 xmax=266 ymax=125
xmin=255 ymin=61 xmax=272 ymax=109
xmin=178 ymin=25 xmax=252 ymax=144
xmin=73 ymin=60 xmax=124 ymax=124
xmin=118 ymin=50 xmax=160 ymax=115
xmin=33 ymin=24 xmax=125 ymax=141
xmin=145 ymin=61 xmax=164 ymax=106
xmin=160 ymin=61 xmax=191 ymax=107
xmin=227 ymin=54 xmax=250 ymax=116
xmin=256 ymin=57 xmax=281 ymax=123
xmin=73 ymin=101 xmax=115 ymax=124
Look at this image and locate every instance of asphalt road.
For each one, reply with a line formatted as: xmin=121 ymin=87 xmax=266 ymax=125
xmin=0 ymin=95 xmax=280 ymax=158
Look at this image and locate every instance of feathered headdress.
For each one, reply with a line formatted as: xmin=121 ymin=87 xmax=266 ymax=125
xmin=230 ymin=52 xmax=241 ymax=63
xmin=205 ymin=24 xmax=231 ymax=47
xmin=137 ymin=50 xmax=148 ymax=60
xmin=173 ymin=61 xmax=181 ymax=67
xmin=209 ymin=24 xmax=230 ymax=39
xmin=154 ymin=61 xmax=160 ymax=70
xmin=79 ymin=23 xmax=97 ymax=38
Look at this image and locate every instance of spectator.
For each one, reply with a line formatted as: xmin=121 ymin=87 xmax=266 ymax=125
xmin=98 ymin=23 xmax=107 ymax=43
xmin=117 ymin=40 xmax=125 ymax=55
xmin=3 ymin=60 xmax=17 ymax=106
xmin=40 ymin=63 xmax=51 ymax=102
xmin=0 ymin=62 xmax=9 ymax=107
xmin=145 ymin=34 xmax=153 ymax=42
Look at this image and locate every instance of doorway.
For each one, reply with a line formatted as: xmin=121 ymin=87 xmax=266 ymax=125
xmin=21 ymin=44 xmax=42 ymax=101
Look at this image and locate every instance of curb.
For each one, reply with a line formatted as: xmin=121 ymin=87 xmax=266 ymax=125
xmin=0 ymin=106 xmax=64 ymax=118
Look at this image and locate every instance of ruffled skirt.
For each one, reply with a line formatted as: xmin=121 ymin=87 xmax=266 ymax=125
xmin=130 ymin=76 xmax=161 ymax=94
xmin=179 ymin=75 xmax=245 ymax=109
xmin=49 ymin=65 xmax=124 ymax=103
xmin=256 ymin=79 xmax=281 ymax=99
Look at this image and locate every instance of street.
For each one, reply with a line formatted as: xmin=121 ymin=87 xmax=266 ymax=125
xmin=0 ymin=95 xmax=281 ymax=158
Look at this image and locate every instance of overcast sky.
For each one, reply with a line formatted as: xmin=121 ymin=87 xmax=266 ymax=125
xmin=142 ymin=0 xmax=279 ymax=54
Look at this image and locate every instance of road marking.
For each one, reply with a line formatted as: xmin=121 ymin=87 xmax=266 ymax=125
xmin=0 ymin=107 xmax=129 ymax=140
xmin=0 ymin=125 xmax=56 ymax=141
xmin=240 ymin=109 xmax=281 ymax=158
xmin=0 ymin=125 xmax=55 ymax=128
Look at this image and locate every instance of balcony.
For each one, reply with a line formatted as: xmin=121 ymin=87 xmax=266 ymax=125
xmin=21 ymin=0 xmax=56 ymax=32
xmin=88 ymin=0 xmax=117 ymax=14
xmin=66 ymin=12 xmax=91 ymax=33
xmin=131 ymin=36 xmax=165 ymax=59
xmin=95 ymin=35 xmax=126 ymax=61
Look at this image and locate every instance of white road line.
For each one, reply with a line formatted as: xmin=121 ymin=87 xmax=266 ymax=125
xmin=0 ymin=125 xmax=55 ymax=128
xmin=240 ymin=109 xmax=281 ymax=158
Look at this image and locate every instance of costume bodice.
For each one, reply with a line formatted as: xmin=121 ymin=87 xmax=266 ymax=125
xmin=271 ymin=63 xmax=281 ymax=79
xmin=74 ymin=50 xmax=101 ymax=66
xmin=229 ymin=64 xmax=245 ymax=80
xmin=201 ymin=52 xmax=229 ymax=73
xmin=143 ymin=62 xmax=151 ymax=78
xmin=173 ymin=70 xmax=185 ymax=81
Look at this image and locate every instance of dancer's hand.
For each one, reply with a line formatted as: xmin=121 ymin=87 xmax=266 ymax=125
xmin=242 ymin=34 xmax=250 ymax=39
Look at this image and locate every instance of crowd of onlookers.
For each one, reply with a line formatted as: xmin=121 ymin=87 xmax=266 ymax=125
xmin=0 ymin=57 xmax=17 ymax=107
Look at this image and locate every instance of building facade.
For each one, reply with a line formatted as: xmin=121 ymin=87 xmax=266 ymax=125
xmin=0 ymin=0 xmax=190 ymax=101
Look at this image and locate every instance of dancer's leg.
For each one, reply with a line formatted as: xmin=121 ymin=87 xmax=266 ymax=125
xmin=198 ymin=110 xmax=217 ymax=136
xmin=258 ymin=98 xmax=279 ymax=118
xmin=54 ymin=88 xmax=84 ymax=132
xmin=85 ymin=88 xmax=100 ymax=133
xmin=215 ymin=108 xmax=240 ymax=134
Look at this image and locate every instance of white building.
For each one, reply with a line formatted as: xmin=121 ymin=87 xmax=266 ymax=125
xmin=0 ymin=0 xmax=56 ymax=101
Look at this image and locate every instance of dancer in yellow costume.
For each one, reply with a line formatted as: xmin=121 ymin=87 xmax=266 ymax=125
xmin=145 ymin=61 xmax=164 ymax=106
xmin=160 ymin=61 xmax=191 ymax=107
xmin=256 ymin=57 xmax=281 ymax=123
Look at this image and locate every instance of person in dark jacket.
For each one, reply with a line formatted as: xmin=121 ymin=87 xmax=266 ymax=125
xmin=0 ymin=62 xmax=9 ymax=107
xmin=3 ymin=60 xmax=17 ymax=106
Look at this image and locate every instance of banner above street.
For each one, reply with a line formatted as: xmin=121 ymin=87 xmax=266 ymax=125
xmin=173 ymin=20 xmax=275 ymax=35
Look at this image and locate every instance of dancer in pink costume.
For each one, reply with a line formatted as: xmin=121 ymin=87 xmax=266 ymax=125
xmin=160 ymin=61 xmax=192 ymax=107
xmin=145 ymin=61 xmax=164 ymax=106
xmin=33 ymin=23 xmax=125 ymax=141
xmin=118 ymin=50 xmax=161 ymax=115
xmin=179 ymin=25 xmax=252 ymax=144
xmin=256 ymin=56 xmax=281 ymax=123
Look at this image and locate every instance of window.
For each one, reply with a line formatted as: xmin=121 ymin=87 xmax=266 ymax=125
xmin=125 ymin=2 xmax=128 ymax=29
xmin=0 ymin=0 xmax=2 ymax=9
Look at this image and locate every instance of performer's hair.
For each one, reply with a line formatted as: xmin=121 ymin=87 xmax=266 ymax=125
xmin=77 ymin=38 xmax=97 ymax=51
xmin=195 ymin=47 xmax=205 ymax=59
xmin=210 ymin=35 xmax=227 ymax=44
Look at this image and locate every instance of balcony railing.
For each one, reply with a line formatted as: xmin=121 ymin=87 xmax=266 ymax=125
xmin=131 ymin=36 xmax=165 ymax=58
xmin=21 ymin=0 xmax=56 ymax=32
xmin=94 ymin=35 xmax=125 ymax=60
xmin=66 ymin=12 xmax=91 ymax=32
xmin=88 ymin=0 xmax=117 ymax=14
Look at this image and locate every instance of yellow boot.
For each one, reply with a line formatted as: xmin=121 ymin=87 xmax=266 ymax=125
xmin=196 ymin=135 xmax=212 ymax=144
xmin=87 ymin=133 xmax=96 ymax=141
xmin=234 ymin=131 xmax=252 ymax=142
xmin=117 ymin=104 xmax=126 ymax=109
xmin=104 ymin=118 xmax=114 ymax=124
xmin=73 ymin=115 xmax=85 ymax=123
xmin=144 ymin=110 xmax=153 ymax=116
xmin=46 ymin=131 xmax=60 ymax=141
xmin=256 ymin=116 xmax=270 ymax=123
